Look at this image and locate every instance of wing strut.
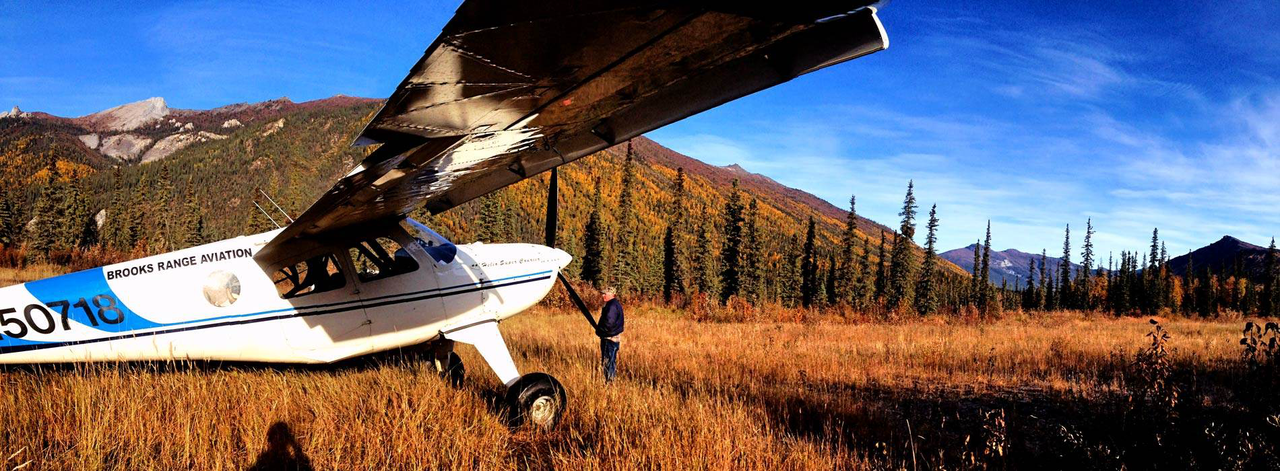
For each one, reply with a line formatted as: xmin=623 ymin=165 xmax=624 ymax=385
xmin=544 ymin=167 xmax=598 ymax=331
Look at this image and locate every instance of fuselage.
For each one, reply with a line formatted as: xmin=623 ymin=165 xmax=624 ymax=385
xmin=0 ymin=219 xmax=569 ymax=364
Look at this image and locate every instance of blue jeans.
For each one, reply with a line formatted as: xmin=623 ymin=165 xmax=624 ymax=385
xmin=600 ymin=338 xmax=619 ymax=382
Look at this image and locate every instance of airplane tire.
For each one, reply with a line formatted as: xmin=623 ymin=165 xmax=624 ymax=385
xmin=506 ymin=372 xmax=566 ymax=430
xmin=436 ymin=351 xmax=465 ymax=387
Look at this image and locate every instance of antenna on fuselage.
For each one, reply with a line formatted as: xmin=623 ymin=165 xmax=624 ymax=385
xmin=252 ymin=201 xmax=282 ymax=229
xmin=257 ymin=188 xmax=295 ymax=224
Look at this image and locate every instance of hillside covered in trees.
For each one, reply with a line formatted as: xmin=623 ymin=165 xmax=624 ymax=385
xmin=0 ymin=96 xmax=981 ymax=314
xmin=5 ymin=96 xmax=1274 ymax=319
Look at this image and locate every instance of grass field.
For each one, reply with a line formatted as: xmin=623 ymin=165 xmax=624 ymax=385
xmin=2 ymin=294 xmax=1277 ymax=470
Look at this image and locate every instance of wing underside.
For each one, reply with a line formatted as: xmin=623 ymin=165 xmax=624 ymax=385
xmin=257 ymin=1 xmax=888 ymax=262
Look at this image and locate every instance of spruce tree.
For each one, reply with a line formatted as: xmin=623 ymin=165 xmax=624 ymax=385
xmin=857 ymin=236 xmax=873 ymax=309
xmin=151 ymin=166 xmax=177 ymax=252
xmin=60 ymin=180 xmax=93 ymax=249
xmin=886 ymin=181 xmax=918 ymax=311
xmin=1266 ymin=238 xmax=1278 ymax=317
xmin=104 ymin=191 xmax=132 ymax=251
xmin=1145 ymin=228 xmax=1164 ymax=314
xmin=825 ymin=252 xmax=838 ymax=306
xmin=693 ymin=217 xmax=719 ymax=297
xmin=1079 ymin=218 xmax=1095 ymax=309
xmin=0 ymin=190 xmax=14 ymax=247
xmin=662 ymin=168 xmax=688 ymax=303
xmin=742 ymin=198 xmax=763 ymax=303
xmin=178 ymin=186 xmax=206 ymax=249
xmin=615 ymin=147 xmax=640 ymax=294
xmin=1039 ymin=250 xmax=1050 ymax=310
xmin=662 ymin=226 xmax=678 ymax=303
xmin=980 ymin=221 xmax=992 ymax=307
xmin=720 ymin=180 xmax=745 ymax=302
xmin=1178 ymin=254 xmax=1189 ymax=316
xmin=874 ymin=231 xmax=888 ymax=304
xmin=801 ymin=217 xmax=819 ymax=308
xmin=915 ymin=204 xmax=940 ymax=315
xmin=1059 ymin=225 xmax=1072 ymax=308
xmin=1196 ymin=266 xmax=1214 ymax=317
xmin=1148 ymin=228 xmax=1161 ymax=272
xmin=478 ymin=192 xmax=508 ymax=242
xmin=838 ymin=194 xmax=859 ymax=305
xmin=1024 ymin=258 xmax=1037 ymax=309
xmin=30 ymin=161 xmax=64 ymax=258
xmin=581 ymin=178 xmax=607 ymax=287
xmin=1046 ymin=272 xmax=1057 ymax=311
xmin=782 ymin=234 xmax=802 ymax=307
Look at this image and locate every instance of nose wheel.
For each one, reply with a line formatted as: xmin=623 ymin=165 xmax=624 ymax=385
xmin=506 ymin=372 xmax=566 ymax=430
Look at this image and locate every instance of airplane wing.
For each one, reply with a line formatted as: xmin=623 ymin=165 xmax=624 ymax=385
xmin=256 ymin=1 xmax=888 ymax=262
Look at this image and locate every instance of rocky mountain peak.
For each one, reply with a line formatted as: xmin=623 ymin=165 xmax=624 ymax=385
xmin=80 ymin=97 xmax=170 ymax=131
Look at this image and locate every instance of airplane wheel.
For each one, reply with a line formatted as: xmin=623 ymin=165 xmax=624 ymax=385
xmin=506 ymin=372 xmax=566 ymax=430
xmin=435 ymin=351 xmax=464 ymax=387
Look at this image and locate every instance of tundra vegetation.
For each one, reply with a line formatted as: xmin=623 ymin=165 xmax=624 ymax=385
xmin=0 ymin=266 xmax=1277 ymax=469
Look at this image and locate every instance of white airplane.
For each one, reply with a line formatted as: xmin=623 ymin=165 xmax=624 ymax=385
xmin=0 ymin=2 xmax=888 ymax=429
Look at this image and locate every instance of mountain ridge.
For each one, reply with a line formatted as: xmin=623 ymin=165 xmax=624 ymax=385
xmin=4 ymin=96 xmax=974 ymax=289
xmin=940 ymin=244 xmax=1082 ymax=287
xmin=1167 ymin=235 xmax=1272 ymax=281
xmin=1 ymin=96 xmax=381 ymax=164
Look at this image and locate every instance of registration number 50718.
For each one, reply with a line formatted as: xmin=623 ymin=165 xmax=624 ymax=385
xmin=0 ymin=294 xmax=125 ymax=339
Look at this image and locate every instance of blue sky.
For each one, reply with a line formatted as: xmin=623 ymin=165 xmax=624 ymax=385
xmin=2 ymin=1 xmax=1278 ymax=259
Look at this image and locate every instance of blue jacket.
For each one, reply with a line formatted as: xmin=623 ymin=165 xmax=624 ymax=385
xmin=596 ymin=298 xmax=624 ymax=338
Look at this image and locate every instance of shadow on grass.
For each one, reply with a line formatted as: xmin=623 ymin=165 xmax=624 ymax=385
xmin=625 ymin=361 xmax=1278 ymax=470
xmin=246 ymin=422 xmax=314 ymax=471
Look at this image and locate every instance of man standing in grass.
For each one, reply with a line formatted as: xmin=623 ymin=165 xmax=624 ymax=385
xmin=596 ymin=286 xmax=625 ymax=383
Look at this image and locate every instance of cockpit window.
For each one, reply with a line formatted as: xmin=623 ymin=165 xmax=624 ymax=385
xmin=273 ymin=253 xmax=345 ymax=299
xmin=348 ymin=237 xmax=419 ymax=282
xmin=401 ymin=218 xmax=452 ymax=246
xmin=401 ymin=218 xmax=457 ymax=264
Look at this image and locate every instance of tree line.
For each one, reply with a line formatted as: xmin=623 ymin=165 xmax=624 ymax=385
xmin=5 ymin=118 xmax=1276 ymax=320
xmin=0 ymin=157 xmax=209 ymax=263
xmin=555 ymin=146 xmax=974 ymax=317
xmin=1012 ymin=224 xmax=1280 ymax=318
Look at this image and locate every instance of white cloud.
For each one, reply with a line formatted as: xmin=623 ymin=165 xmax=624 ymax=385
xmin=654 ymin=79 xmax=1280 ymax=259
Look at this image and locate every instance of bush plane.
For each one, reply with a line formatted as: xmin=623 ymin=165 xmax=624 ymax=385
xmin=0 ymin=1 xmax=889 ymax=429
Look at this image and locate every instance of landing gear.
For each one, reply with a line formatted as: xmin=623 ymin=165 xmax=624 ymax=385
xmin=506 ymin=372 xmax=566 ymax=430
xmin=430 ymin=340 xmax=465 ymax=386
xmin=443 ymin=320 xmax=567 ymax=430
xmin=434 ymin=350 xmax=465 ymax=386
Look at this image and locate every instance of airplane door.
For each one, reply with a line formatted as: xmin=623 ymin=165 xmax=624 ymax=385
xmin=345 ymin=235 xmax=447 ymax=343
xmin=274 ymin=252 xmax=371 ymax=354
xmin=398 ymin=218 xmax=486 ymax=327
xmin=437 ymin=245 xmax=487 ymax=322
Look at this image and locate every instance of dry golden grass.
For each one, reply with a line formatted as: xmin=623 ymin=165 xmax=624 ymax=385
xmin=0 ymin=299 xmax=1264 ymax=470
xmin=0 ymin=264 xmax=67 ymax=287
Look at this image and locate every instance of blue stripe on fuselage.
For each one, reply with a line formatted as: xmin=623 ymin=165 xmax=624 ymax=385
xmin=0 ymin=271 xmax=554 ymax=356
xmin=24 ymin=267 xmax=165 ymax=332
xmin=18 ymin=268 xmax=553 ymax=336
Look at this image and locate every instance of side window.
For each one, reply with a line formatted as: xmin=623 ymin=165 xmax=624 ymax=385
xmin=348 ymin=237 xmax=419 ymax=282
xmin=272 ymin=253 xmax=345 ymax=299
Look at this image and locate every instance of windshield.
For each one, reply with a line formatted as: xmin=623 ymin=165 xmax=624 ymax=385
xmin=401 ymin=218 xmax=452 ymax=246
xmin=400 ymin=218 xmax=457 ymax=264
